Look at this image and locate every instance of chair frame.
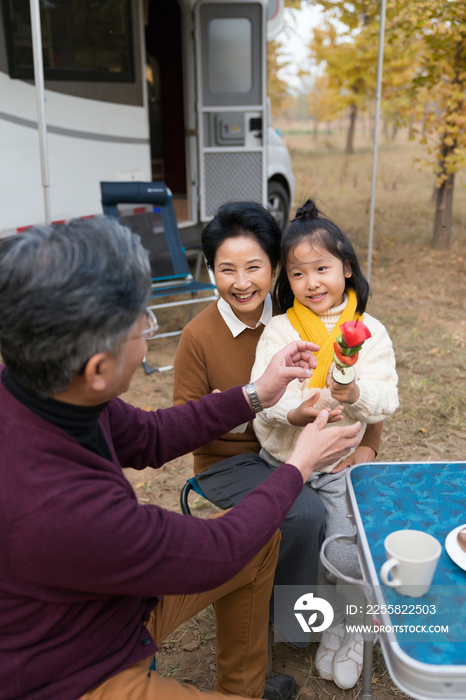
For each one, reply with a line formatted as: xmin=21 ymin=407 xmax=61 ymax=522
xmin=180 ymin=477 xmax=209 ymax=515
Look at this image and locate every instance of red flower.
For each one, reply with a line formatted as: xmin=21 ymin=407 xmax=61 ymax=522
xmin=340 ymin=320 xmax=372 ymax=348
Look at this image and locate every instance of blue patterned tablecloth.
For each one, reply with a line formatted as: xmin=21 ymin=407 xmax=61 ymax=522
xmin=350 ymin=462 xmax=466 ymax=666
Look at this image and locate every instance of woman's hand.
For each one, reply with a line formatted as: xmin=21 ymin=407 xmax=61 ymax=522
xmin=288 ymin=410 xmax=361 ymax=483
xmin=331 ymin=445 xmax=376 ymax=474
xmin=328 ymin=376 xmax=360 ymax=404
xmin=288 ymin=392 xmax=344 ymax=426
xmin=248 ymin=341 xmax=320 ymax=409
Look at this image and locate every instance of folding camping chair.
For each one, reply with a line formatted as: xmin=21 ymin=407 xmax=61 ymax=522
xmin=180 ymin=476 xmax=209 ymax=515
xmin=100 ymin=182 xmax=218 ymax=372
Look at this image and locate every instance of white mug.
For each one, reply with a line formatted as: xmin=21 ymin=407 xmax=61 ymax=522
xmin=380 ymin=530 xmax=441 ymax=598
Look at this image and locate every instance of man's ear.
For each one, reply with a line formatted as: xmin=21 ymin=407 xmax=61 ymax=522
xmin=83 ymin=352 xmax=115 ymax=393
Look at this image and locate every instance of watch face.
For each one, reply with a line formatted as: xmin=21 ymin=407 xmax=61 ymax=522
xmin=332 ymin=365 xmax=356 ymax=385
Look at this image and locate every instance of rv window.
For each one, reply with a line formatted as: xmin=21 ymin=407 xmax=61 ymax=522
xmin=209 ymin=17 xmax=252 ymax=94
xmin=2 ymin=0 xmax=134 ymax=82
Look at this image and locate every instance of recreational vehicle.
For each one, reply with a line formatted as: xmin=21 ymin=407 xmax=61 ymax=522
xmin=0 ymin=0 xmax=295 ymax=242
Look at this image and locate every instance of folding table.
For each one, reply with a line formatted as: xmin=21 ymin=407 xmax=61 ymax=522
xmin=343 ymin=462 xmax=466 ymax=700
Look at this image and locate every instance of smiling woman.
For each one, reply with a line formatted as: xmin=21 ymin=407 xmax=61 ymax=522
xmin=174 ymin=201 xmax=282 ymax=473
xmin=213 ymin=236 xmax=273 ymax=328
xmin=173 ymin=201 xmax=383 ymax=645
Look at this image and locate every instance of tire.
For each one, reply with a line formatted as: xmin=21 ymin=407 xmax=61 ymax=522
xmin=267 ymin=180 xmax=290 ymax=233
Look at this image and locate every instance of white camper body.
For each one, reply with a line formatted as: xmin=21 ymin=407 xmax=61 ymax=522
xmin=0 ymin=0 xmax=293 ymax=240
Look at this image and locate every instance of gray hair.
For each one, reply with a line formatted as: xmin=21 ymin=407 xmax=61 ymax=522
xmin=0 ymin=217 xmax=151 ymax=396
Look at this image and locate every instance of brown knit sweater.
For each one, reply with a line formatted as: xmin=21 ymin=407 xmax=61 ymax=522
xmin=173 ymin=301 xmax=382 ymax=474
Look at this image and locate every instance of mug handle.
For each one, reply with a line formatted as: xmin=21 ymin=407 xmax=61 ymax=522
xmin=380 ymin=558 xmax=401 ymax=587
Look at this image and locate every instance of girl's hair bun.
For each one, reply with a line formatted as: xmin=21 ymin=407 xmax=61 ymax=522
xmin=294 ymin=199 xmax=320 ymax=221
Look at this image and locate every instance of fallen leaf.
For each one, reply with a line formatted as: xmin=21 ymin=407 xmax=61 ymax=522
xmin=428 ymin=347 xmax=439 ymax=354
xmin=419 ymin=428 xmax=427 ymax=434
xmin=142 ymin=405 xmax=152 ymax=411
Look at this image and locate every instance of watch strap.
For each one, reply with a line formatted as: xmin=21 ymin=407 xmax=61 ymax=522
xmin=244 ymin=382 xmax=264 ymax=414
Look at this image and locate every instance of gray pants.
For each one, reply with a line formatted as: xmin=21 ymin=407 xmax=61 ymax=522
xmin=309 ymin=469 xmax=364 ymax=626
xmin=196 ymin=454 xmax=326 ymax=642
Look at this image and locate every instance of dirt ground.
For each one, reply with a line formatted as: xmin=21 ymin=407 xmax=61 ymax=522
xmin=121 ymin=125 xmax=466 ymax=699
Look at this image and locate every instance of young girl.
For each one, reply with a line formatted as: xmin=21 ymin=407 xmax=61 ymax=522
xmin=251 ymin=200 xmax=398 ymax=690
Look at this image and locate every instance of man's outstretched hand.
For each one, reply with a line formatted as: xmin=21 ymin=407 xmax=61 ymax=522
xmin=288 ymin=410 xmax=361 ymax=483
xmin=244 ymin=341 xmax=320 ymax=410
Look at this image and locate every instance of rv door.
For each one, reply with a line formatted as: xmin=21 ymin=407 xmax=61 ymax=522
xmin=195 ymin=0 xmax=267 ymax=221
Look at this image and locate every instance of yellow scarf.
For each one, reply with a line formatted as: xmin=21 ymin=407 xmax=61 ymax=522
xmin=287 ymin=289 xmax=363 ymax=389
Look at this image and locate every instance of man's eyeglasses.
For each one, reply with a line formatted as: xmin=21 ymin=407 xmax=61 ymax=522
xmin=127 ymin=307 xmax=159 ymax=341
xmin=140 ymin=307 xmax=159 ymax=340
xmin=77 ymin=308 xmax=159 ymax=375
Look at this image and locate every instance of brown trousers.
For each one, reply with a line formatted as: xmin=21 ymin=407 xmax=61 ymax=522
xmin=79 ymin=530 xmax=280 ymax=700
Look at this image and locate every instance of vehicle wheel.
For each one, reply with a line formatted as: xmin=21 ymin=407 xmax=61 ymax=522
xmin=267 ymin=180 xmax=290 ymax=232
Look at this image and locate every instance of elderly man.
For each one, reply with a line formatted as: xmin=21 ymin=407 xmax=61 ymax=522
xmin=0 ymin=219 xmax=360 ymax=700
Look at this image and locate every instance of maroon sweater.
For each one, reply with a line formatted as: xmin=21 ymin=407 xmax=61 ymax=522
xmin=0 ymin=366 xmax=303 ymax=700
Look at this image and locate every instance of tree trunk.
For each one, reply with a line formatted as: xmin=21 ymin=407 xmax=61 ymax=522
xmin=314 ymin=118 xmax=318 ymax=139
xmin=391 ymin=123 xmax=398 ymax=141
xmin=345 ymin=103 xmax=357 ymax=155
xmin=432 ymin=172 xmax=455 ymax=250
xmin=383 ymin=116 xmax=388 ymax=139
xmin=408 ymin=116 xmax=413 ymax=140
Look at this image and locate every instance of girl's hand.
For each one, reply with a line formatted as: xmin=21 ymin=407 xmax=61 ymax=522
xmin=328 ymin=376 xmax=360 ymax=404
xmin=331 ymin=445 xmax=375 ymax=473
xmin=288 ymin=392 xmax=344 ymax=426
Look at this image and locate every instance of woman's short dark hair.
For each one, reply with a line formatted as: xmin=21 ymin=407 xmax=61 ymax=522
xmin=202 ymin=201 xmax=281 ymax=270
xmin=273 ymin=199 xmax=370 ymax=315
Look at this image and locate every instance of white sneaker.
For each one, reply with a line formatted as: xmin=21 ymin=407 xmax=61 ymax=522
xmin=332 ymin=630 xmax=364 ymax=689
xmin=314 ymin=623 xmax=346 ymax=680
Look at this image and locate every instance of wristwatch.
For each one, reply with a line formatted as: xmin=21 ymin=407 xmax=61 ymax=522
xmin=244 ymin=382 xmax=264 ymax=414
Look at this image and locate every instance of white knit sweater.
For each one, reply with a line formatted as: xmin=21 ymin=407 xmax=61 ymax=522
xmin=251 ymin=298 xmax=399 ymax=472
